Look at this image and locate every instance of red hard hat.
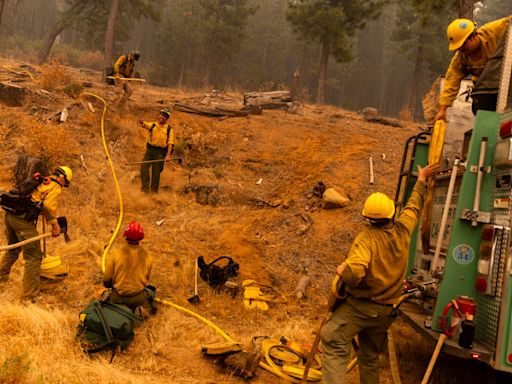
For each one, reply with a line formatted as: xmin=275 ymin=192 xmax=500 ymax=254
xmin=123 ymin=221 xmax=144 ymax=242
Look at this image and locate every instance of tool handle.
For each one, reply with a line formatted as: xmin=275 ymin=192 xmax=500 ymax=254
xmin=125 ymin=159 xmax=166 ymax=165
xmin=421 ymin=333 xmax=446 ymax=384
xmin=0 ymin=232 xmax=52 ymax=252
xmin=106 ymin=76 xmax=146 ymax=82
xmin=194 ymin=258 xmax=199 ymax=295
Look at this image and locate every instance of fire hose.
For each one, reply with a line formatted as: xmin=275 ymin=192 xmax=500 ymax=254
xmin=79 ymin=92 xmax=124 ymax=273
xmin=83 ymin=93 xmax=320 ymax=382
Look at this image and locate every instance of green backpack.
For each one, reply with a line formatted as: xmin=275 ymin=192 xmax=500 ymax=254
xmin=77 ymin=300 xmax=142 ymax=360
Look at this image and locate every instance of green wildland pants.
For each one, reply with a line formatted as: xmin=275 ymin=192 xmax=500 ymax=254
xmin=320 ymin=295 xmax=395 ymax=384
xmin=0 ymin=212 xmax=42 ymax=300
xmin=109 ymin=288 xmax=156 ymax=314
xmin=140 ymin=144 xmax=167 ymax=193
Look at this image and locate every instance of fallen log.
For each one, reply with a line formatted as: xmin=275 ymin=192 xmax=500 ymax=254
xmin=174 ymin=102 xmax=249 ymax=117
xmin=243 ymin=91 xmax=293 ymax=111
xmin=243 ymin=90 xmax=291 ymax=103
xmin=364 ymin=116 xmax=403 ymax=128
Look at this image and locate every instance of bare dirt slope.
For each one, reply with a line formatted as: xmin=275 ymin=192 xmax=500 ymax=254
xmin=0 ymin=59 xmax=495 ymax=384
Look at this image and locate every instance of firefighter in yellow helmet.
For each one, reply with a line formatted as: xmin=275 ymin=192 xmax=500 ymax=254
xmin=107 ymin=51 xmax=141 ymax=105
xmin=435 ymin=16 xmax=511 ymax=121
xmin=0 ymin=166 xmax=72 ymax=301
xmin=138 ymin=108 xmax=174 ymax=193
xmin=113 ymin=51 xmax=140 ymax=79
xmin=320 ymin=163 xmax=437 ymax=384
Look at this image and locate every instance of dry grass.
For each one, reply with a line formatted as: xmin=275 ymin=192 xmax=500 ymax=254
xmin=187 ymin=131 xmax=228 ymax=153
xmin=1 ymin=60 xmax=486 ymax=384
xmin=0 ymin=302 xmax=152 ymax=383
xmin=38 ymin=64 xmax=73 ymax=92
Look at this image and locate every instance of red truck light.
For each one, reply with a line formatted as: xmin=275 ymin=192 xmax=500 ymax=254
xmin=500 ymin=120 xmax=512 ymax=138
xmin=476 ymin=277 xmax=487 ymax=292
xmin=481 ymin=225 xmax=494 ymax=241
xmin=471 ymin=352 xmax=480 ymax=360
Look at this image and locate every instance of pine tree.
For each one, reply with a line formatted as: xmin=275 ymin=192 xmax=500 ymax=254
xmin=286 ymin=0 xmax=387 ymax=104
xmin=391 ymin=0 xmax=458 ymax=117
xmin=37 ymin=0 xmax=161 ymax=64
xmin=197 ymin=0 xmax=256 ymax=88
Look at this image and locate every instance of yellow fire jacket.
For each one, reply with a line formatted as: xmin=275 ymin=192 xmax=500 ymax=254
xmin=142 ymin=121 xmax=174 ymax=148
xmin=440 ymin=16 xmax=511 ymax=106
xmin=103 ymin=243 xmax=152 ymax=296
xmin=113 ymin=54 xmax=135 ymax=78
xmin=31 ymin=177 xmax=62 ymax=225
xmin=341 ymin=180 xmax=427 ymax=305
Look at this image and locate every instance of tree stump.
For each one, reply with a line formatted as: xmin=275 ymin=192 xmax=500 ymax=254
xmin=0 ymin=82 xmax=26 ymax=107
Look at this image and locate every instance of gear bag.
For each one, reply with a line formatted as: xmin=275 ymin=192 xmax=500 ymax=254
xmin=198 ymin=256 xmax=239 ymax=288
xmin=0 ymin=173 xmax=45 ymax=218
xmin=77 ymin=300 xmax=142 ymax=359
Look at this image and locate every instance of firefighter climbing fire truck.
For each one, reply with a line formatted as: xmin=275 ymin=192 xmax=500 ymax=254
xmin=395 ymin=25 xmax=512 ymax=379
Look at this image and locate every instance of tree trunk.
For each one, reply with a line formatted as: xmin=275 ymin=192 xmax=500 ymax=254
xmin=38 ymin=22 xmax=67 ymax=64
xmin=408 ymin=43 xmax=423 ymax=118
xmin=103 ymin=0 xmax=120 ymax=81
xmin=458 ymin=0 xmax=476 ymax=19
xmin=37 ymin=0 xmax=89 ymax=64
xmin=177 ymin=60 xmax=186 ymax=89
xmin=0 ymin=0 xmax=5 ymax=28
xmin=316 ymin=39 xmax=329 ymax=105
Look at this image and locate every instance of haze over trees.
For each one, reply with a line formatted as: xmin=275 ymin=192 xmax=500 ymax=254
xmin=0 ymin=0 xmax=508 ymax=119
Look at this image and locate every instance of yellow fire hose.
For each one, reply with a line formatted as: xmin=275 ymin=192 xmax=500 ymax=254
xmin=421 ymin=119 xmax=445 ymax=254
xmin=154 ymin=297 xmax=233 ymax=342
xmin=2 ymin=65 xmax=39 ymax=82
xmin=79 ymin=88 xmax=334 ymax=382
xmin=79 ymin=92 xmax=124 ymax=273
xmin=156 ymin=298 xmax=321 ymax=382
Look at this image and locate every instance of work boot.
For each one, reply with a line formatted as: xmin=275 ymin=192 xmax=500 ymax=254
xmin=149 ymin=300 xmax=158 ymax=315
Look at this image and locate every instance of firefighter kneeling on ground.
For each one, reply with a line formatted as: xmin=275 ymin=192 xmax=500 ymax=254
xmin=0 ymin=166 xmax=72 ymax=302
xmin=320 ymin=164 xmax=437 ymax=384
xmin=102 ymin=220 xmax=157 ymax=315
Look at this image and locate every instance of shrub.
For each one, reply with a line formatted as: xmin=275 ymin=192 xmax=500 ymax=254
xmin=0 ymin=354 xmax=30 ymax=383
xmin=39 ymin=64 xmax=72 ymax=91
xmin=63 ymin=83 xmax=84 ymax=99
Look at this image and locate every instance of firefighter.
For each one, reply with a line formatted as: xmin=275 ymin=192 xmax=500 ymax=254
xmin=139 ymin=108 xmax=174 ymax=193
xmin=0 ymin=166 xmax=72 ymax=301
xmin=435 ymin=16 xmax=511 ymax=121
xmin=113 ymin=51 xmax=140 ymax=79
xmin=107 ymin=51 xmax=141 ymax=104
xmin=320 ymin=163 xmax=437 ymax=384
xmin=102 ymin=221 xmax=156 ymax=314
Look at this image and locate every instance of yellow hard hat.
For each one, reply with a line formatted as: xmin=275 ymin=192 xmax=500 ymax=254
xmin=56 ymin=165 xmax=72 ymax=186
xmin=40 ymin=255 xmax=62 ymax=270
xmin=447 ymin=18 xmax=476 ymax=51
xmin=362 ymin=192 xmax=395 ymax=220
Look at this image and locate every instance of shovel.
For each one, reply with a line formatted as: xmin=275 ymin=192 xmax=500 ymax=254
xmin=0 ymin=216 xmax=69 ymax=252
xmin=187 ymin=258 xmax=200 ymax=304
